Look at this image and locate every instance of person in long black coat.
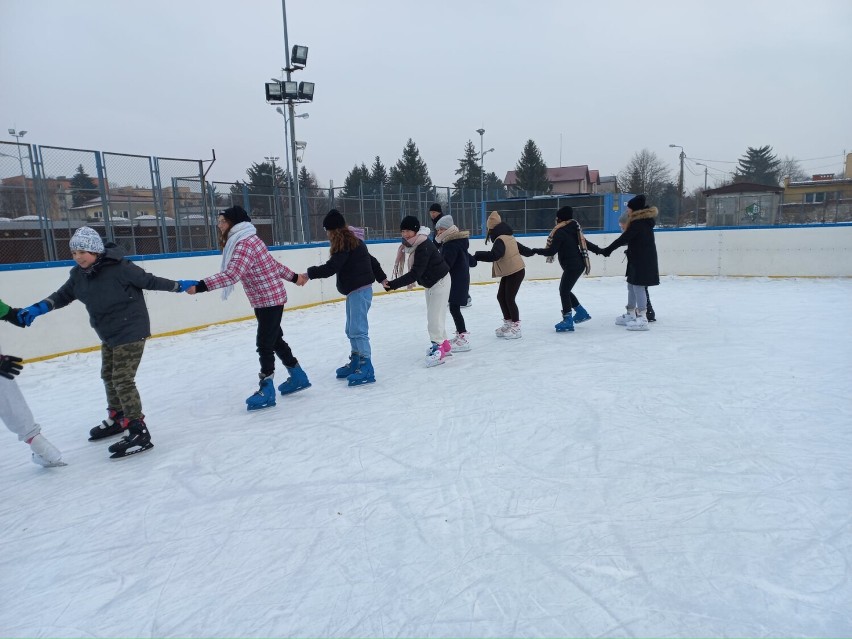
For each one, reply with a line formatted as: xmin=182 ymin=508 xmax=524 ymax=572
xmin=588 ymin=194 xmax=659 ymax=330
xmin=434 ymin=215 xmax=472 ymax=351
xmin=531 ymin=206 xmax=593 ymax=332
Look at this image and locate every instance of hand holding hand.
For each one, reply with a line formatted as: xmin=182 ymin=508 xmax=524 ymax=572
xmin=177 ymin=280 xmax=199 ymax=293
xmin=0 ymin=354 xmax=23 ymax=380
xmin=17 ymin=302 xmax=49 ymax=327
xmin=382 ymin=280 xmax=391 ymax=291
xmin=296 ymin=273 xmax=309 ymax=286
xmin=601 ymin=247 xmax=612 ymax=258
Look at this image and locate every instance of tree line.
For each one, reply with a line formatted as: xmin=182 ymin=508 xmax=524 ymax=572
xmin=230 ymin=141 xmax=824 ymax=224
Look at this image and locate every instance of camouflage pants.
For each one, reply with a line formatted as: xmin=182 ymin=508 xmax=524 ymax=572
xmin=101 ymin=339 xmax=146 ymax=420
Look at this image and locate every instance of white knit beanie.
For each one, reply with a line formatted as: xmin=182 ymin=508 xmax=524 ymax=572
xmin=69 ymin=226 xmax=105 ymax=253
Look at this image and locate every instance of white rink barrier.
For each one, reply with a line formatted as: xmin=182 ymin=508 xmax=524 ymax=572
xmin=2 ymin=224 xmax=850 ymax=360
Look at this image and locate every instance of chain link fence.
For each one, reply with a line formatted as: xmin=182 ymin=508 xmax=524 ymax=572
xmin=4 ymin=142 xmax=850 ymax=265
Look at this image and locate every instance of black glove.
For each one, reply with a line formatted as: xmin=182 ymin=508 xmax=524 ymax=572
xmin=1 ymin=307 xmax=26 ymax=327
xmin=0 ymin=355 xmax=24 ymax=380
xmin=194 ymin=280 xmax=209 ymax=293
xmin=601 ymin=247 xmax=613 ymax=258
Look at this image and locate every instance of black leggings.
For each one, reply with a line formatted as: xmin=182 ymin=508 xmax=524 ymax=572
xmin=449 ymin=303 xmax=466 ymax=334
xmin=254 ymin=305 xmax=299 ymax=376
xmin=497 ymin=269 xmax=525 ymax=322
xmin=559 ymin=264 xmax=585 ymax=315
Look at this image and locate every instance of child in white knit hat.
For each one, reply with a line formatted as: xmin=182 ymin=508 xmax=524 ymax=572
xmin=17 ymin=226 xmax=197 ymax=459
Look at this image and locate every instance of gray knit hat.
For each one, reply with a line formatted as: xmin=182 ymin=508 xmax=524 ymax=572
xmin=435 ymin=215 xmax=454 ymax=231
xmin=69 ymin=226 xmax=105 ymax=253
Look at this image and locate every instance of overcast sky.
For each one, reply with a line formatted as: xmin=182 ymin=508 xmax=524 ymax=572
xmin=2 ymin=0 xmax=850 ymax=193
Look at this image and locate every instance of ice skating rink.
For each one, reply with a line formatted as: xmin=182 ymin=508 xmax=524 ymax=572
xmin=2 ymin=275 xmax=851 ymax=638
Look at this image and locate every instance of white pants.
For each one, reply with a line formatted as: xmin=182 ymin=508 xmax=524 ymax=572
xmin=1 ymin=378 xmax=40 ymax=443
xmin=425 ymin=275 xmax=451 ymax=344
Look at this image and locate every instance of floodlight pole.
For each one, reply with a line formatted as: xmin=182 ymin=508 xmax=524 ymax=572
xmin=281 ymin=0 xmax=304 ymax=242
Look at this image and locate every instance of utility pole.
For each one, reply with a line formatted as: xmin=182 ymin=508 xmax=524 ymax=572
xmin=669 ymin=144 xmax=685 ymax=221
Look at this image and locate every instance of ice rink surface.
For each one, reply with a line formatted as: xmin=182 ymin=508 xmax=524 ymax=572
xmin=2 ymin=275 xmax=851 ymax=638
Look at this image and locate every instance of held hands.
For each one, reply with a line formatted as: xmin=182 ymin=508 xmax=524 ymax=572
xmin=296 ymin=273 xmax=309 ymax=286
xmin=382 ymin=279 xmax=391 ymax=291
xmin=177 ymin=280 xmax=199 ymax=293
xmin=17 ymin=302 xmax=49 ymax=327
xmin=0 ymin=354 xmax=24 ymax=380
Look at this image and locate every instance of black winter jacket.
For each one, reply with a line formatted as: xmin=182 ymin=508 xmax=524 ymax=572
xmin=386 ymin=238 xmax=450 ymax=290
xmin=535 ymin=222 xmax=586 ymax=272
xmin=44 ymin=244 xmax=180 ymax=346
xmin=438 ymin=233 xmax=471 ymax=306
xmin=600 ymin=207 xmax=660 ymax=287
xmin=306 ymin=240 xmax=387 ymax=295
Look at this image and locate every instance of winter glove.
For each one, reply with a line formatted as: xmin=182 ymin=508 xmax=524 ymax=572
xmin=0 ymin=355 xmax=23 ymax=380
xmin=1 ymin=306 xmax=25 ymax=327
xmin=177 ymin=280 xmax=199 ymax=293
xmin=194 ymin=280 xmax=209 ymax=293
xmin=17 ymin=302 xmax=50 ymax=327
xmin=601 ymin=247 xmax=613 ymax=258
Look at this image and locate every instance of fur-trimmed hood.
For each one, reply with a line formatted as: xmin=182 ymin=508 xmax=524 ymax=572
xmin=626 ymin=206 xmax=658 ymax=229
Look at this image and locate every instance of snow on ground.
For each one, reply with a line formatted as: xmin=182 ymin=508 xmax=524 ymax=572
xmin=1 ymin=275 xmax=851 ymax=638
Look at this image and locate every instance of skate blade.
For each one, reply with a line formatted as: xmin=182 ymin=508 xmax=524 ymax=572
xmin=246 ymin=403 xmax=276 ymax=411
xmin=278 ymin=382 xmax=312 ymax=396
xmin=32 ymin=455 xmax=67 ymax=468
xmin=109 ymin=443 xmax=154 ymax=459
xmin=348 ymin=377 xmax=376 ymax=386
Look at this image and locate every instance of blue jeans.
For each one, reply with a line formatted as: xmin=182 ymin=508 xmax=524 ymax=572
xmin=346 ymin=286 xmax=372 ymax=358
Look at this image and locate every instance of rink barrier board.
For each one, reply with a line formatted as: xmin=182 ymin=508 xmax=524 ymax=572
xmin=2 ymin=224 xmax=850 ymax=361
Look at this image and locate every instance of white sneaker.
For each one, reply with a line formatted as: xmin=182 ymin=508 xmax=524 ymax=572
xmin=615 ymin=310 xmax=636 ymax=326
xmin=451 ymin=332 xmax=471 ymax=352
xmin=495 ymin=320 xmax=512 ymax=338
xmin=503 ymin=321 xmax=522 ymax=339
xmin=29 ymin=433 xmax=66 ymax=467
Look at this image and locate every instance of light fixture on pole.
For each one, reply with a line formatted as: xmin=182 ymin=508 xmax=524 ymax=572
xmin=8 ymin=128 xmax=31 ymax=216
xmin=475 ymin=128 xmax=494 ymax=206
xmin=264 ymin=0 xmax=315 ymax=242
xmin=669 ymin=144 xmax=685 ymax=220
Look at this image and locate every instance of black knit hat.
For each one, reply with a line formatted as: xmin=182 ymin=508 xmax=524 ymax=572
xmin=556 ymin=206 xmax=574 ymax=221
xmin=322 ymin=209 xmax=346 ymax=230
xmin=627 ymin=194 xmax=646 ymax=211
xmin=428 ymin=203 xmax=442 ymax=214
xmin=220 ymin=205 xmax=251 ymax=225
xmin=400 ymin=215 xmax=420 ymax=232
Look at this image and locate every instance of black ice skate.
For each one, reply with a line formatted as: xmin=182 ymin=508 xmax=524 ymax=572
xmin=89 ymin=409 xmax=126 ymax=441
xmin=108 ymin=418 xmax=153 ymax=459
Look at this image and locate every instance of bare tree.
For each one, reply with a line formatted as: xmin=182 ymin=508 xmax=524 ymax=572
xmin=617 ymin=149 xmax=672 ymax=204
xmin=777 ymin=156 xmax=809 ymax=184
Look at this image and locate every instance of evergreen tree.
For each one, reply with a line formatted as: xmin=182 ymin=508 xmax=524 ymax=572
xmin=70 ymin=164 xmax=97 ymax=206
xmin=453 ymin=140 xmax=481 ymax=194
xmin=734 ymin=145 xmax=781 ymax=186
xmin=342 ymin=164 xmax=370 ymax=197
xmin=369 ymin=156 xmax=389 ymax=188
xmin=512 ymin=140 xmax=550 ymax=195
xmin=229 ymin=161 xmax=289 ymax=196
xmin=388 ymin=138 xmax=432 ymax=189
xmin=483 ymin=171 xmax=506 ymax=200
xmin=298 ymin=166 xmax=320 ymax=193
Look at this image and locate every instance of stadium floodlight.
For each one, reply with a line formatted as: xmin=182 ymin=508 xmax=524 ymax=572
xmin=265 ymin=82 xmax=283 ymax=102
xmin=291 ymin=45 xmax=308 ymax=68
xmin=282 ymin=81 xmax=299 ymax=100
xmin=298 ymin=81 xmax=315 ymax=101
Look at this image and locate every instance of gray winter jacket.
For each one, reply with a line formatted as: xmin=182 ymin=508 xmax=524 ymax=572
xmin=44 ymin=244 xmax=180 ymax=347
